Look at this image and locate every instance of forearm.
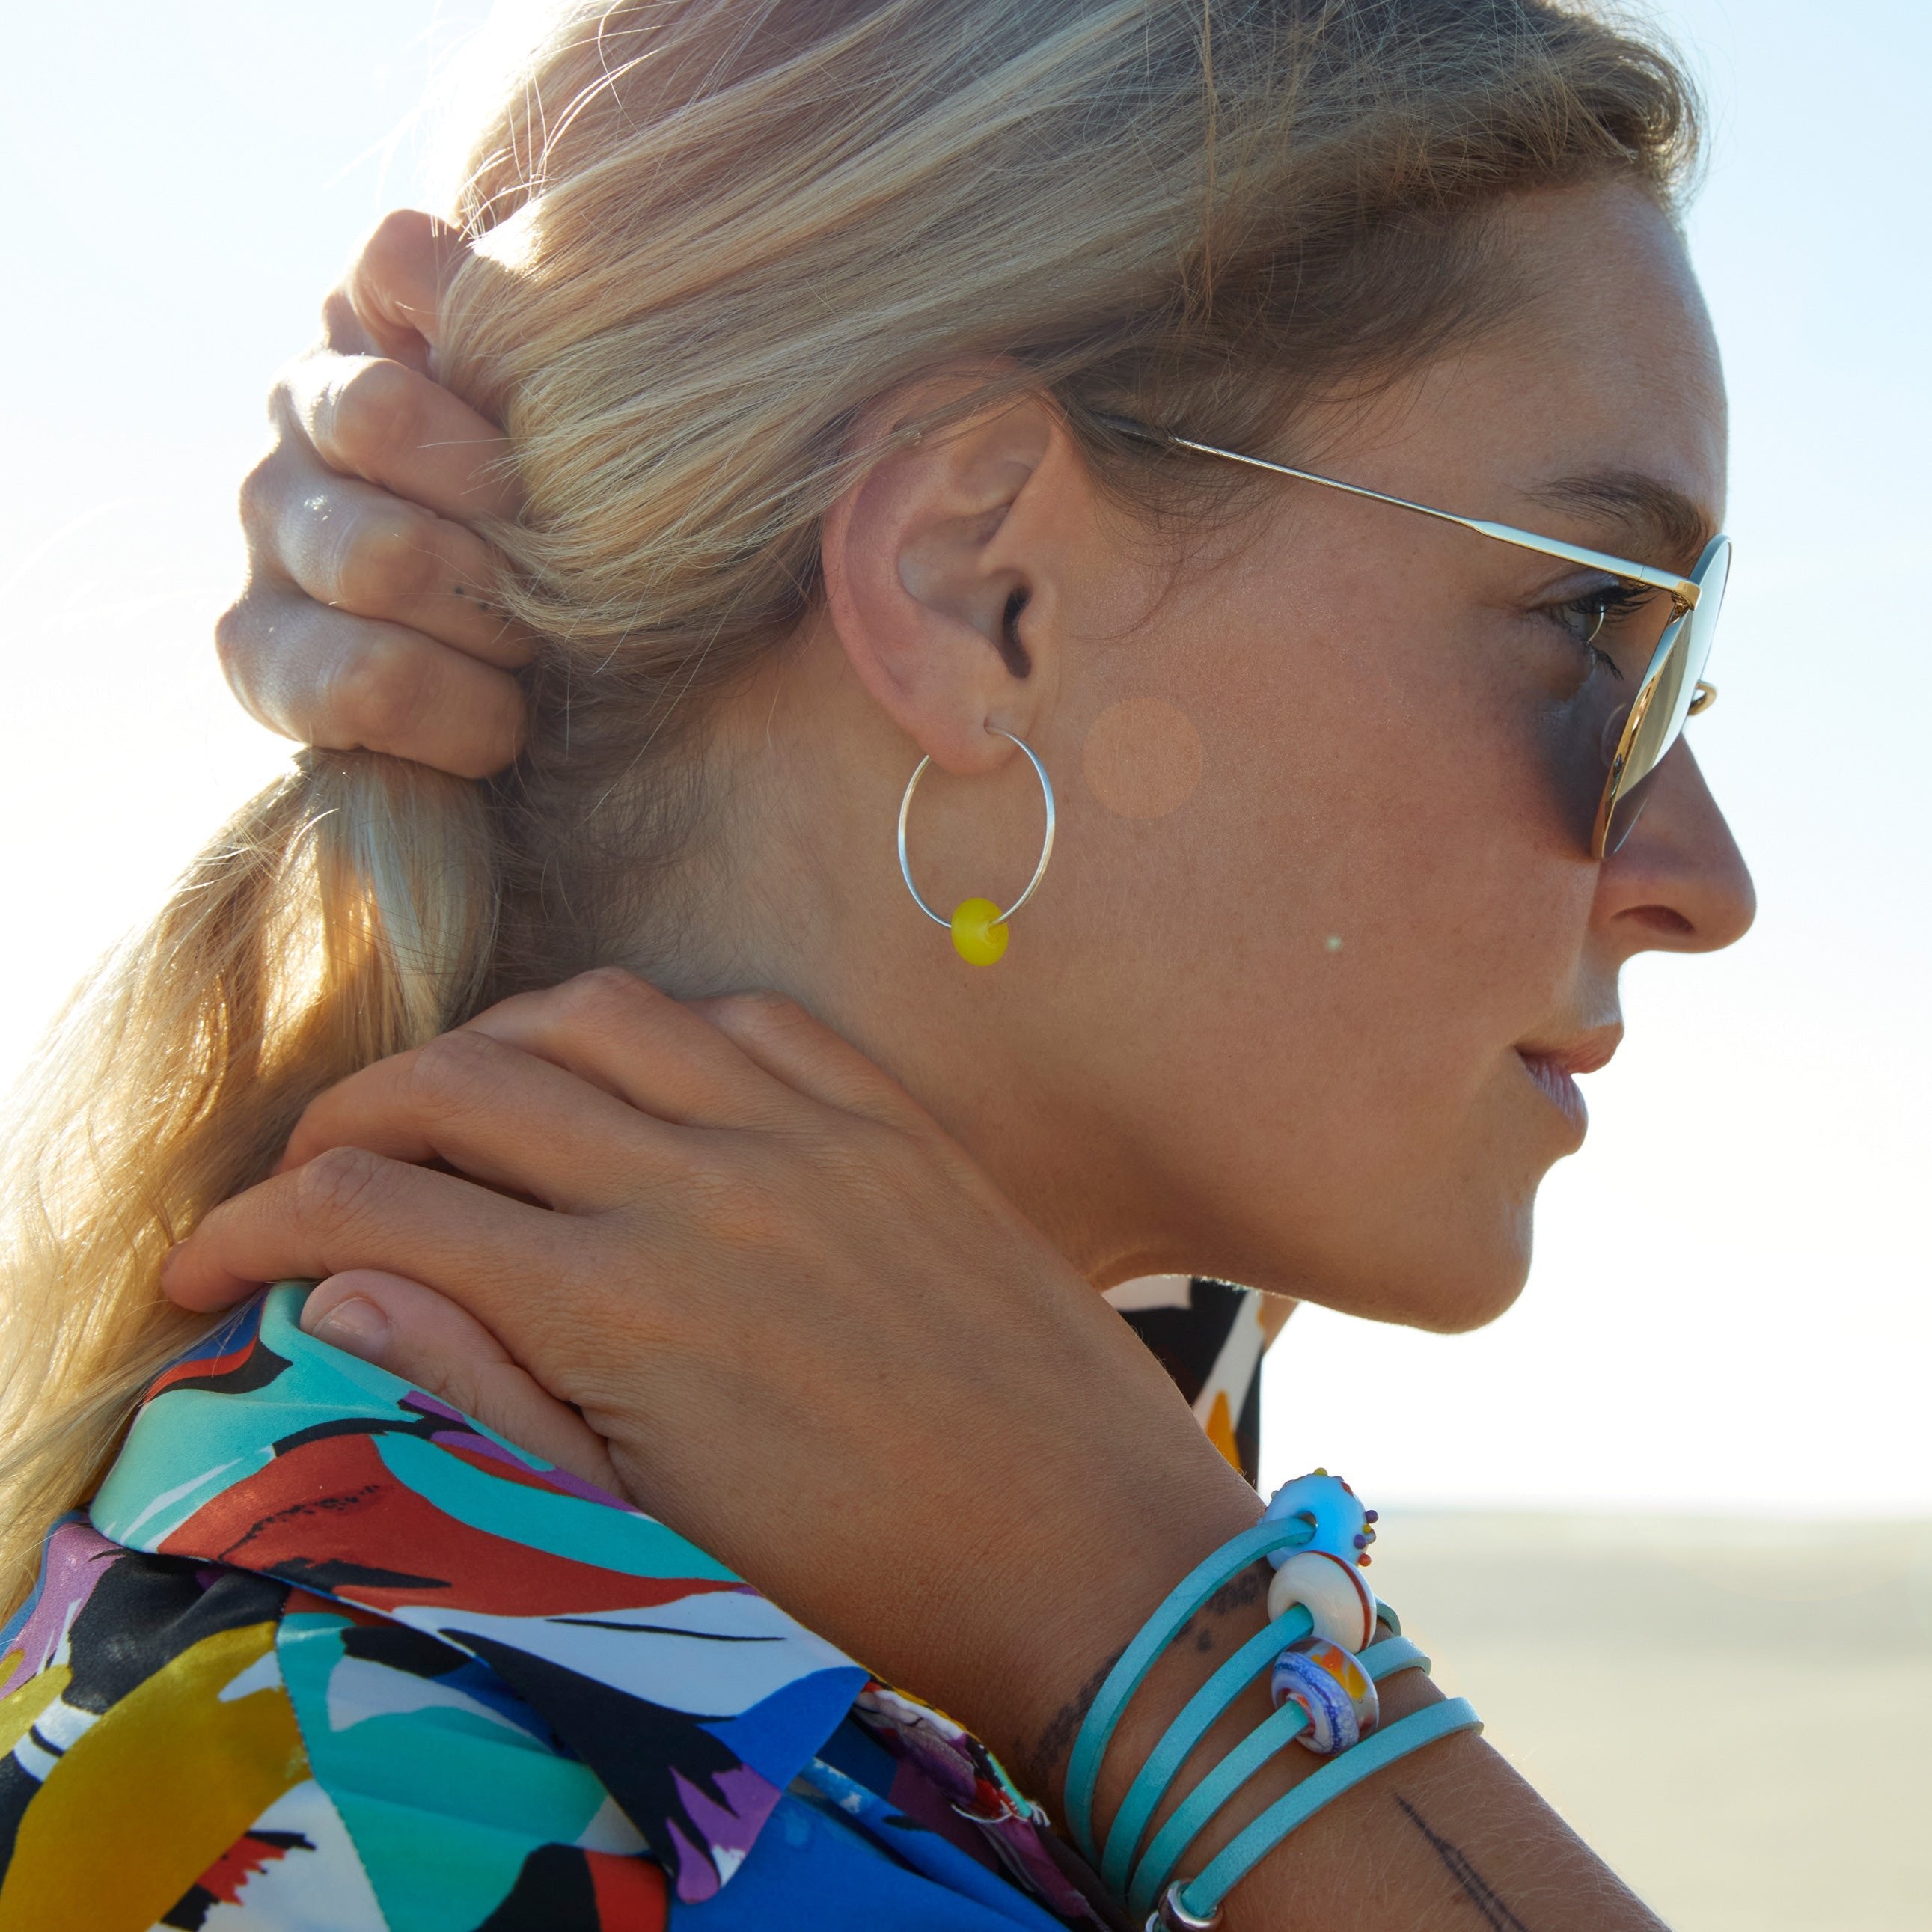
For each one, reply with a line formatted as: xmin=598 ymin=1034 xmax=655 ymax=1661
xmin=1104 ymin=1624 xmax=1665 ymax=1931
xmin=992 ymin=1491 xmax=1664 ymax=1932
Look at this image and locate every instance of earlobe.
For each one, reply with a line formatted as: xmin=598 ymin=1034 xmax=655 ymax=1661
xmin=819 ymin=383 xmax=1074 ymax=775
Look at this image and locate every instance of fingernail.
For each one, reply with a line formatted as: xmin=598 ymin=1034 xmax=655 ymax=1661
xmin=307 ymin=1294 xmax=391 ymax=1364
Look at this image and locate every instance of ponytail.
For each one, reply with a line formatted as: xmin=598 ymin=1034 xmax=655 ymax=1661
xmin=0 ymin=753 xmax=492 ymax=1611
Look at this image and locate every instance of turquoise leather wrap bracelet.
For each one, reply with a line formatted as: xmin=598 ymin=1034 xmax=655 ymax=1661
xmin=1161 ymin=1695 xmax=1483 ymax=1925
xmin=1125 ymin=1633 xmax=1431 ymax=1919
xmin=1063 ymin=1516 xmax=1317 ymax=1864
xmin=1098 ymin=1601 xmax=1317 ymax=1895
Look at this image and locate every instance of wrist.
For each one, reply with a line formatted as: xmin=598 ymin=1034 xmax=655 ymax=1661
xmin=1003 ymin=1497 xmax=1438 ymax=1895
xmin=956 ymin=1452 xmax=1267 ymax=1806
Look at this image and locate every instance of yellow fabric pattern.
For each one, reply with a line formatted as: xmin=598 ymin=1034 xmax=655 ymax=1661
xmin=0 ymin=1621 xmax=308 ymax=1931
xmin=1203 ymin=1390 xmax=1241 ymax=1470
xmin=0 ymin=1663 xmax=70 ymax=1762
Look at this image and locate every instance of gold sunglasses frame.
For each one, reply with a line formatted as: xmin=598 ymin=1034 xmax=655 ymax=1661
xmin=1100 ymin=415 xmax=1725 ymax=859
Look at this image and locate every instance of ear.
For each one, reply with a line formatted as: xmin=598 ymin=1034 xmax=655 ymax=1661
xmin=820 ymin=376 xmax=1089 ymax=776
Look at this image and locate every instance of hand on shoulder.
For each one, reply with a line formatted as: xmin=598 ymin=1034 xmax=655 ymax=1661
xmin=162 ymin=967 xmax=1259 ymax=1802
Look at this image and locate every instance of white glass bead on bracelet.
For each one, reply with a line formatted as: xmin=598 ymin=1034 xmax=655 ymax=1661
xmin=1264 ymin=1549 xmax=1377 ymax=1651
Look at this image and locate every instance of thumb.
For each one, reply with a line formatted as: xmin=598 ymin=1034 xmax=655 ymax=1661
xmin=302 ymin=1270 xmax=623 ymax=1497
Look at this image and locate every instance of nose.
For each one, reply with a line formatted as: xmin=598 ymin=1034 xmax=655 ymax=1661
xmin=1594 ymin=739 xmax=1755 ymax=953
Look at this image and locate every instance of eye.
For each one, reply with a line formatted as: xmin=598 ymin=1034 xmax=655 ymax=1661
xmin=1539 ymin=578 xmax=1651 ymax=678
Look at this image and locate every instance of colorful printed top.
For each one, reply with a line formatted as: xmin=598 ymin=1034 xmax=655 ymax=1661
xmin=0 ymin=1280 xmax=1267 ymax=1930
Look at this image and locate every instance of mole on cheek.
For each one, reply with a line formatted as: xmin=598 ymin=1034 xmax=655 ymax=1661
xmin=1081 ymin=698 xmax=1205 ymax=819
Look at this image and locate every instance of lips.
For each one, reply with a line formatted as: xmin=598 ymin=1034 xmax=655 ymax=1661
xmin=1514 ymin=1024 xmax=1622 ymax=1142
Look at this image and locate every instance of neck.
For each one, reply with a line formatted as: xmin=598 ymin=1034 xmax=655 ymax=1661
xmin=642 ymin=620 xmax=1180 ymax=1288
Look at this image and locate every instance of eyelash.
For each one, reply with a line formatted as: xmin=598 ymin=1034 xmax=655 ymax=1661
xmin=1540 ymin=579 xmax=1651 ymax=676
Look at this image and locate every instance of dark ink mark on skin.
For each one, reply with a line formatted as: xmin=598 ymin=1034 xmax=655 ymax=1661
xmin=1176 ymin=1563 xmax=1268 ymax=1655
xmin=1043 ymin=1561 xmax=1267 ymax=1770
xmin=1036 ymin=1565 xmax=1273 ymax=1782
xmin=1395 ymin=1794 xmax=1534 ymax=1932
xmin=1034 ymin=1645 xmax=1127 ymax=1780
xmin=1206 ymin=1565 xmax=1268 ymax=1617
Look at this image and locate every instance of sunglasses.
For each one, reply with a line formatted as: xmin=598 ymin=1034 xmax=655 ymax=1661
xmin=1100 ymin=415 xmax=1729 ymax=858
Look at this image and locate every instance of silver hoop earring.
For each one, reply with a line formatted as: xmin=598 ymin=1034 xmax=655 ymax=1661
xmin=896 ymin=728 xmax=1056 ymax=965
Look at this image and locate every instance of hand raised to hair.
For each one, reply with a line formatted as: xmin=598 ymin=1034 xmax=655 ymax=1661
xmin=217 ymin=210 xmax=533 ymax=779
xmin=159 ymin=969 xmax=1263 ymax=1803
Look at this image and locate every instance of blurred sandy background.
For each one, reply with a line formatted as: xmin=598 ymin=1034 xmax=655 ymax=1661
xmin=1372 ymin=1514 xmax=1932 ymax=1928
xmin=1 ymin=3 xmax=1927 ymax=1925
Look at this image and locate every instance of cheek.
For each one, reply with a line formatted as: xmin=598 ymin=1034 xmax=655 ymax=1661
xmin=1190 ymin=590 xmax=1590 ymax=1072
xmin=1081 ymin=698 xmax=1205 ymax=819
xmin=1128 ymin=578 xmax=1598 ymax=1280
xmin=1062 ymin=542 xmax=1606 ymax=1304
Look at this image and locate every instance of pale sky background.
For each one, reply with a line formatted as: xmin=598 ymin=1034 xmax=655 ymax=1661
xmin=1 ymin=2 xmax=1925 ymax=1516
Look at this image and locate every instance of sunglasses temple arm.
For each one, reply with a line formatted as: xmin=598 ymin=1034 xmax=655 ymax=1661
xmin=1121 ymin=422 xmax=1699 ymax=605
xmin=1164 ymin=434 xmax=1483 ymax=533
xmin=1461 ymin=521 xmax=1699 ymax=604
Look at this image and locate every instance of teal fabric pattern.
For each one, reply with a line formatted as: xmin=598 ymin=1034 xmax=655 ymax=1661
xmin=0 ymin=1286 xmax=1106 ymax=1928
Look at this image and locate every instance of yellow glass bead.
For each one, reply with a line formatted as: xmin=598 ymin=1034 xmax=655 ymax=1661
xmin=950 ymin=896 xmax=1009 ymax=965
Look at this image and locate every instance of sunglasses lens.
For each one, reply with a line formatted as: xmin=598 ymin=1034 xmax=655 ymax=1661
xmin=1598 ymin=535 xmax=1730 ymax=855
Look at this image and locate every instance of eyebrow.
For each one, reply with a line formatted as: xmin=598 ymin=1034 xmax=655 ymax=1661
xmin=1520 ymin=470 xmax=1717 ymax=575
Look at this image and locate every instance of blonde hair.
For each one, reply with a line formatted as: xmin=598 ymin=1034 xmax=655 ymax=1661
xmin=1 ymin=0 xmax=1698 ymax=1610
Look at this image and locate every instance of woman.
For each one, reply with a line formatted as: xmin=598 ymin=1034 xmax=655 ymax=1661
xmin=0 ymin=1 xmax=1752 ymax=1925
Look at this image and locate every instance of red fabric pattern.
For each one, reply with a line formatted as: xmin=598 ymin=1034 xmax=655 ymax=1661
xmin=587 ymin=1850 xmax=670 ymax=1930
xmin=192 ymin=1832 xmax=303 ymax=1906
xmin=162 ymin=1434 xmax=734 ymax=1617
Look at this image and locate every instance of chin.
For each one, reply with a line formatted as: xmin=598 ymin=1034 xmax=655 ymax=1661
xmin=1397 ymin=1245 xmax=1532 ymax=1333
xmin=1398 ymin=1181 xmax=1538 ymax=1333
xmin=1235 ymin=1184 xmax=1537 ymax=1335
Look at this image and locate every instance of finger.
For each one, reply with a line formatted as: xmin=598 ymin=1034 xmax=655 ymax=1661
xmin=278 ymin=1030 xmax=679 ymax=1207
xmin=250 ymin=453 xmax=534 ymax=669
xmin=284 ymin=349 xmax=520 ymax=527
xmin=461 ymin=970 xmax=811 ymax=1131
xmin=215 ymin=580 xmax=525 ymax=778
xmin=340 ymin=210 xmax=461 ymax=370
xmin=691 ymin=990 xmax=938 ymax=1134
xmin=160 ymin=1146 xmax=558 ymax=1322
xmin=302 ymin=1270 xmax=621 ymax=1494
xmin=317 ymin=287 xmax=377 ymax=360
